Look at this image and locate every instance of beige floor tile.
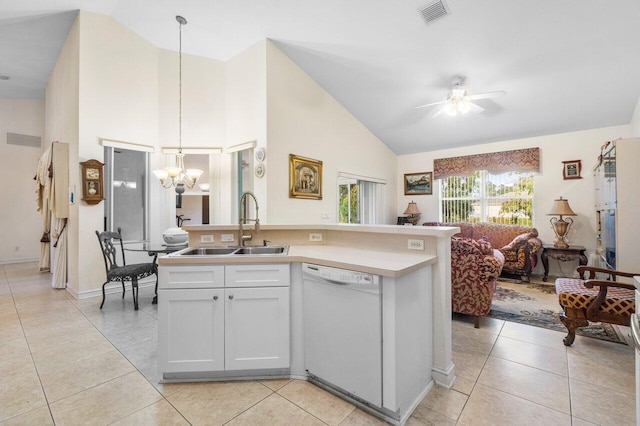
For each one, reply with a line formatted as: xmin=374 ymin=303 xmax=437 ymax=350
xmin=278 ymin=380 xmax=355 ymax=426
xmin=227 ymin=393 xmax=325 ymax=425
xmin=451 ymin=375 xmax=475 ymax=395
xmin=451 ymin=349 xmax=488 ymax=381
xmin=0 ymin=360 xmax=48 ymax=422
xmin=0 ymin=353 xmax=36 ymax=379
xmin=258 ymin=378 xmax=292 ymax=391
xmin=478 ymin=355 xmax=570 ymax=413
xmin=490 ymin=335 xmax=568 ymax=376
xmin=452 ymin=314 xmax=505 ymax=335
xmin=416 ymin=384 xmax=467 ymax=421
xmin=31 ymin=330 xmax=115 ymax=372
xmin=408 ymin=405 xmax=456 ymax=426
xmin=458 ymin=383 xmax=571 ymax=426
xmin=570 ymin=379 xmax=636 ymax=425
xmin=339 ymin=408 xmax=390 ymax=425
xmin=568 ymin=350 xmax=634 ymax=396
xmin=0 ymin=320 xmax=24 ymax=343
xmin=111 ymin=399 xmax=189 ymax=425
xmin=500 ymin=320 xmax=568 ymax=349
xmin=571 ymin=417 xmax=598 ymax=426
xmin=0 ymin=336 xmax=30 ymax=362
xmin=167 ymin=380 xmax=272 ymax=426
xmin=0 ymin=405 xmax=54 ymax=425
xmin=568 ymin=337 xmax=634 ymax=372
xmin=452 ymin=324 xmax=499 ymax=355
xmin=49 ymin=371 xmax=162 ymax=425
xmin=25 ymin=322 xmax=99 ymax=354
xmin=39 ymin=350 xmax=136 ymax=402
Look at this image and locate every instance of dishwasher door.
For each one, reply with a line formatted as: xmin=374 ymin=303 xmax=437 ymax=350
xmin=302 ymin=263 xmax=382 ymax=406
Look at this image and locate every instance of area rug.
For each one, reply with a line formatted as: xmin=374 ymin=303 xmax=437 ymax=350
xmin=490 ymin=276 xmax=626 ymax=344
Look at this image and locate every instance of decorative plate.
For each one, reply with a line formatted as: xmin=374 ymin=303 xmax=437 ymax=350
xmin=255 ymin=163 xmax=265 ymax=178
xmin=255 ymin=147 xmax=266 ymax=162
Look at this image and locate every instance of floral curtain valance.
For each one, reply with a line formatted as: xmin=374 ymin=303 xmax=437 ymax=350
xmin=433 ymin=147 xmax=540 ymax=179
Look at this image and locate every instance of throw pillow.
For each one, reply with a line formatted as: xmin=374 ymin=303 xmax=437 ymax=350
xmin=502 ymin=232 xmax=533 ymax=251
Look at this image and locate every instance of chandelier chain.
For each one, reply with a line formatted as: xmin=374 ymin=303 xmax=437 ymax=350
xmin=178 ymin=17 xmax=183 ymax=153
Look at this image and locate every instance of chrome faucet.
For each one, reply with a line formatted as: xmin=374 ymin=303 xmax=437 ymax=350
xmin=239 ymin=191 xmax=260 ymax=246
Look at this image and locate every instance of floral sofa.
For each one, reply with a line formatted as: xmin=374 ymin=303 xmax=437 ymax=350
xmin=424 ymin=222 xmax=543 ymax=281
xmin=450 ymin=236 xmax=505 ymax=327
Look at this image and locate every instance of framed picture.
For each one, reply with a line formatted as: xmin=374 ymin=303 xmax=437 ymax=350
xmin=562 ymin=160 xmax=582 ymax=180
xmin=404 ymin=172 xmax=433 ymax=195
xmin=289 ymin=154 xmax=322 ymax=199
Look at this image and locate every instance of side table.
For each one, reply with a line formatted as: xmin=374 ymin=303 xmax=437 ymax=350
xmin=541 ymin=244 xmax=587 ymax=282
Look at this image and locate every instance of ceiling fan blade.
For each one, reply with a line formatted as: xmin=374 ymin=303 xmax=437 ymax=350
xmin=430 ymin=105 xmax=448 ymax=118
xmin=468 ymin=90 xmax=506 ymax=101
xmin=468 ymin=102 xmax=484 ymax=113
xmin=415 ymin=100 xmax=447 ymax=109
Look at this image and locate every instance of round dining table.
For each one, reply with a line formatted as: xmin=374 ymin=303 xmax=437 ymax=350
xmin=123 ymin=241 xmax=187 ymax=304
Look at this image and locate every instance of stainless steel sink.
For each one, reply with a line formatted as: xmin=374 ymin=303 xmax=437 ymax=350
xmin=234 ymin=246 xmax=288 ymax=255
xmin=171 ymin=245 xmax=289 ymax=257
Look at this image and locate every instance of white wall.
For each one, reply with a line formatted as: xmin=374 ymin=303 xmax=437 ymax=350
xmin=265 ymin=41 xmax=398 ymax=224
xmin=630 ymin=96 xmax=640 ymax=137
xmin=0 ymin=100 xmax=45 ymax=263
xmin=398 ymin=125 xmax=631 ymax=275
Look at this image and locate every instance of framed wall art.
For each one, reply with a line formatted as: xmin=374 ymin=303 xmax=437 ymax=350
xmin=289 ymin=154 xmax=322 ymax=199
xmin=404 ymin=172 xmax=433 ymax=195
xmin=562 ymin=160 xmax=582 ymax=180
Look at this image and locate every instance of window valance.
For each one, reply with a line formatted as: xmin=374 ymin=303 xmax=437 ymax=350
xmin=433 ymin=147 xmax=540 ymax=179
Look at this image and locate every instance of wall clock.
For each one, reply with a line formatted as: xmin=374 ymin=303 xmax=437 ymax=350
xmin=80 ymin=159 xmax=104 ymax=205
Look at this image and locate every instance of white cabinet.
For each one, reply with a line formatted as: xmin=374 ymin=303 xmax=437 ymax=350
xmin=225 ymin=287 xmax=290 ymax=370
xmin=158 ymin=288 xmax=224 ymax=373
xmin=158 ymin=263 xmax=290 ymax=375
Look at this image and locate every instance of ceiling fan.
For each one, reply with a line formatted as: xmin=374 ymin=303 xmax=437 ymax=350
xmin=415 ymin=76 xmax=506 ymax=118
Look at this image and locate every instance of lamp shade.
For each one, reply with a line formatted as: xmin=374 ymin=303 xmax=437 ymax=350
xmin=404 ymin=201 xmax=421 ymax=215
xmin=547 ymin=197 xmax=576 ymax=216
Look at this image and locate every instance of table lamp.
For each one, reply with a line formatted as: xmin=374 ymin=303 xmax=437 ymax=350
xmin=404 ymin=201 xmax=421 ymax=225
xmin=547 ymin=197 xmax=576 ymax=248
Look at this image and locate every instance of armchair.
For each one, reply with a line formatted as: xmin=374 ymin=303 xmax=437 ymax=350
xmin=451 ymin=237 xmax=505 ymax=328
xmin=555 ymin=266 xmax=637 ymax=346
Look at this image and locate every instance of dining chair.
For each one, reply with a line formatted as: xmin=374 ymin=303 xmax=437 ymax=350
xmin=95 ymin=228 xmax=157 ymax=310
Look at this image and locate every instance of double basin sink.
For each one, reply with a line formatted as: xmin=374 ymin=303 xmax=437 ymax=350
xmin=171 ymin=245 xmax=289 ymax=257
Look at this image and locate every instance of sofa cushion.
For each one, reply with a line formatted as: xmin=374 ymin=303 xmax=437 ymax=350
xmin=471 ymin=222 xmax=537 ymax=249
xmin=502 ymin=231 xmax=536 ymax=251
xmin=424 ymin=222 xmax=474 ymax=239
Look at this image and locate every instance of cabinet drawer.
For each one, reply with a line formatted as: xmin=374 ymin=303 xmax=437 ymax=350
xmin=159 ymin=265 xmax=225 ymax=289
xmin=225 ymin=264 xmax=290 ymax=288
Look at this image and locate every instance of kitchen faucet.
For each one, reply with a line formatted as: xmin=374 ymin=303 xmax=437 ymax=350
xmin=238 ymin=191 xmax=260 ymax=246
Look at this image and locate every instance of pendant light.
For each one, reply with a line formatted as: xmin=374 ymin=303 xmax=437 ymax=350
xmin=153 ymin=15 xmax=203 ymax=194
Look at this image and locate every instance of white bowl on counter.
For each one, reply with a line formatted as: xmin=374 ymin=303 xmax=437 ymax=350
xmin=162 ymin=227 xmax=188 ymax=245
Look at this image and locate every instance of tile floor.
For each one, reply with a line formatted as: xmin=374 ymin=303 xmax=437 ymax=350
xmin=0 ymin=262 xmax=636 ymax=425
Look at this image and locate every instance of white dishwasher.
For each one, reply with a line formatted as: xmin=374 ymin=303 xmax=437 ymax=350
xmin=302 ymin=263 xmax=382 ymax=407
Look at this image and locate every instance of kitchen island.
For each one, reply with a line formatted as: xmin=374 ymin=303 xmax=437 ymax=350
xmin=157 ymin=224 xmax=457 ymax=425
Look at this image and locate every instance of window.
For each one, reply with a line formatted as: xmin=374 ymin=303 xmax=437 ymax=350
xmin=104 ymin=146 xmax=149 ymax=241
xmin=440 ymin=171 xmax=534 ymax=225
xmin=338 ymin=173 xmax=385 ymax=224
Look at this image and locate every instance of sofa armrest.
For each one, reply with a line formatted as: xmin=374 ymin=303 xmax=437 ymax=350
xmin=480 ymin=255 xmax=503 ymax=282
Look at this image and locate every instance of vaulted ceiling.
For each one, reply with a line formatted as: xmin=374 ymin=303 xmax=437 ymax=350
xmin=2 ymin=0 xmax=639 ymax=154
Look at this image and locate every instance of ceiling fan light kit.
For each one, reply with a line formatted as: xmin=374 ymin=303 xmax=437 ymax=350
xmin=416 ymin=75 xmax=506 ymax=118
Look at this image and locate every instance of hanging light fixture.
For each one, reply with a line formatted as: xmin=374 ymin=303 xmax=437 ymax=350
xmin=153 ymin=15 xmax=203 ymax=193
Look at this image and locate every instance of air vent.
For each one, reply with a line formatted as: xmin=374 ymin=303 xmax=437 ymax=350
xmin=419 ymin=0 xmax=450 ymax=24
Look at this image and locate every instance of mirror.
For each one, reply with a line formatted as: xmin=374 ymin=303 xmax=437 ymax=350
xmin=176 ymin=154 xmax=211 ymax=225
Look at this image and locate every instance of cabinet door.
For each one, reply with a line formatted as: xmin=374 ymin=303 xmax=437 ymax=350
xmin=158 ymin=289 xmax=224 ymax=373
xmin=225 ymin=287 xmax=290 ymax=370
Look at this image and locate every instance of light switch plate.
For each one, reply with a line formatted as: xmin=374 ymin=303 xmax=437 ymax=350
xmin=221 ymin=234 xmax=235 ymax=242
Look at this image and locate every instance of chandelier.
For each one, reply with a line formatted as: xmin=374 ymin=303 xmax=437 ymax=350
xmin=153 ymin=15 xmax=203 ymax=194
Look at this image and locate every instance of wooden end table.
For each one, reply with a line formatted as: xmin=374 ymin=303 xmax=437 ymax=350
xmin=541 ymin=244 xmax=588 ymax=282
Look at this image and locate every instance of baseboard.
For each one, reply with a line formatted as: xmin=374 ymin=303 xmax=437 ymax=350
xmin=67 ymin=276 xmax=157 ymax=300
xmin=432 ymin=362 xmax=456 ymax=388
xmin=0 ymin=257 xmax=39 ymax=265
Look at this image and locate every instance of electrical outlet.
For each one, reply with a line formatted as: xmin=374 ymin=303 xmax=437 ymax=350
xmin=200 ymin=235 xmax=214 ymax=243
xmin=221 ymin=234 xmax=235 ymax=242
xmin=408 ymin=239 xmax=425 ymax=250
xmin=309 ymin=233 xmax=323 ymax=242
xmin=321 ymin=213 xmax=329 ymax=220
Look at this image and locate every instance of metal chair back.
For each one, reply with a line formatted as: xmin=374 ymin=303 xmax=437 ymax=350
xmin=95 ymin=228 xmax=127 ymax=274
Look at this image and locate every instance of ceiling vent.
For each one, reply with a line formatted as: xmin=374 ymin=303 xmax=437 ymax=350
xmin=419 ymin=0 xmax=450 ymax=24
